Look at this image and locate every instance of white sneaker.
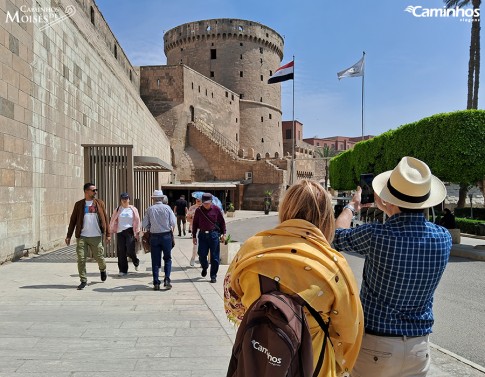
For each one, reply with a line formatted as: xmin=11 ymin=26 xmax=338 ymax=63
xmin=189 ymin=258 xmax=195 ymax=267
xmin=118 ymin=272 xmax=128 ymax=277
xmin=134 ymin=265 xmax=139 ymax=271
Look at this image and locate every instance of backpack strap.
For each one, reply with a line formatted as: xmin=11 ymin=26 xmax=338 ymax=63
xmin=259 ymin=274 xmax=280 ymax=294
xmin=305 ymin=303 xmax=332 ymax=377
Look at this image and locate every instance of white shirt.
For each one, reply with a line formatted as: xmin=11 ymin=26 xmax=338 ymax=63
xmin=81 ymin=200 xmax=102 ymax=237
xmin=117 ymin=207 xmax=134 ymax=232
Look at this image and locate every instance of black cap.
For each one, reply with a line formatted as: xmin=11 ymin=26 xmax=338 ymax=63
xmin=202 ymin=193 xmax=213 ymax=203
xmin=120 ymin=192 xmax=130 ymax=199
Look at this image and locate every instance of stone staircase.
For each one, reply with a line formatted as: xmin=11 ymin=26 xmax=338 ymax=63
xmin=191 ymin=119 xmax=238 ymax=157
xmin=183 ymin=146 xmax=214 ymax=181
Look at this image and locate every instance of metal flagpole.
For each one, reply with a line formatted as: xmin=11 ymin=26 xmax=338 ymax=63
xmin=361 ymin=51 xmax=365 ymax=140
xmin=291 ymin=55 xmax=295 ymax=185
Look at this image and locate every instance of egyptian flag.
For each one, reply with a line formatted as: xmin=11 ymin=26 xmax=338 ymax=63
xmin=268 ymin=60 xmax=294 ymax=84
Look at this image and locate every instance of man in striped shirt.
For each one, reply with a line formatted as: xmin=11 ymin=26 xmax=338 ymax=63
xmin=333 ymin=157 xmax=452 ymax=377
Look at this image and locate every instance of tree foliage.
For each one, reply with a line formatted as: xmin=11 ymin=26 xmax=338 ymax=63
xmin=329 ymin=110 xmax=485 ymax=190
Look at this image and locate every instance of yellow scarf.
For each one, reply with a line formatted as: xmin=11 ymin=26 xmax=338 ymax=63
xmin=223 ymin=219 xmax=363 ymax=377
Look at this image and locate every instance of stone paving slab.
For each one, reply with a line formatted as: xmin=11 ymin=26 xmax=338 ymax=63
xmin=0 ymin=211 xmax=483 ymax=376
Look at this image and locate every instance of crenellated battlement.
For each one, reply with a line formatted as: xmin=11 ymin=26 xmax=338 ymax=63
xmin=164 ymin=18 xmax=284 ymax=59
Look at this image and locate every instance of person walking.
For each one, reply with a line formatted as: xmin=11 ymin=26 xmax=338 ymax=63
xmin=224 ymin=180 xmax=363 ymax=377
xmin=174 ymin=194 xmax=188 ymax=236
xmin=65 ymin=182 xmax=110 ymax=290
xmin=186 ymin=197 xmax=202 ymax=266
xmin=109 ymin=192 xmax=141 ymax=276
xmin=333 ymin=156 xmax=452 ymax=377
xmin=192 ymin=193 xmax=226 ymax=283
xmin=142 ymin=190 xmax=176 ymax=290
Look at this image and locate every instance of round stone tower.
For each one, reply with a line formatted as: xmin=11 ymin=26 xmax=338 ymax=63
xmin=164 ymin=19 xmax=285 ymax=158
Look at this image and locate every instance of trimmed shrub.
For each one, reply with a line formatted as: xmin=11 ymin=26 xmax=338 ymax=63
xmin=455 ymin=217 xmax=485 ymax=235
xmin=330 ymin=110 xmax=485 ymax=190
xmin=454 ymin=207 xmax=485 ymax=220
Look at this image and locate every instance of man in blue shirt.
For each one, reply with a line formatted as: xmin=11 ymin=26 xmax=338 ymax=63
xmin=333 ymin=157 xmax=452 ymax=377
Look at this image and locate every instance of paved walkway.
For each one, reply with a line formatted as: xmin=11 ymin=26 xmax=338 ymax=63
xmin=0 ymin=211 xmax=483 ymax=376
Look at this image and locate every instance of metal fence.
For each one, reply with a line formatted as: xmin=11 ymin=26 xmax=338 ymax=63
xmin=82 ymin=145 xmax=169 ymax=257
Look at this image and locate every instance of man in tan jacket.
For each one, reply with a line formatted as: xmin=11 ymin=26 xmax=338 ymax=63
xmin=65 ymin=182 xmax=111 ymax=290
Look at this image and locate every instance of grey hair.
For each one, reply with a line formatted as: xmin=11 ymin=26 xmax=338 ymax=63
xmin=162 ymin=195 xmax=168 ymax=204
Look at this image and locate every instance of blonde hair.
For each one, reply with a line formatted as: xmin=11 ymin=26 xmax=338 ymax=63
xmin=279 ymin=179 xmax=335 ymax=243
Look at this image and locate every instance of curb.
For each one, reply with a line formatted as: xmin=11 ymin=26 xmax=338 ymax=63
xmin=430 ymin=343 xmax=485 ymax=374
xmin=450 ymin=244 xmax=485 ymax=261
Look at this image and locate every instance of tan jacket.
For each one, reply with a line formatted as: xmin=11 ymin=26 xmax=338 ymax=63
xmin=67 ymin=198 xmax=110 ymax=239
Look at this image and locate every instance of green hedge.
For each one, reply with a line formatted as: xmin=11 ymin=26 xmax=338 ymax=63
xmin=329 ymin=110 xmax=485 ymax=190
xmin=455 ymin=217 xmax=485 ymax=235
xmin=454 ymin=207 xmax=485 ymax=220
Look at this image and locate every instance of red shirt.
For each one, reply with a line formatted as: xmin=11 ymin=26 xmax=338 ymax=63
xmin=192 ymin=205 xmax=226 ymax=237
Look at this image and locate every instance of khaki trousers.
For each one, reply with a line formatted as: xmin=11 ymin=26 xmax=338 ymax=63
xmin=76 ymin=236 xmax=106 ymax=282
xmin=352 ymin=333 xmax=430 ymax=377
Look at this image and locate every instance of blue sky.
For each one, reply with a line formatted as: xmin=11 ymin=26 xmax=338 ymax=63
xmin=96 ymin=0 xmax=479 ymax=139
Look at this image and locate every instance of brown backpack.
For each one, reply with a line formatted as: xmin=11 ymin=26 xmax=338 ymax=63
xmin=227 ymin=275 xmax=331 ymax=377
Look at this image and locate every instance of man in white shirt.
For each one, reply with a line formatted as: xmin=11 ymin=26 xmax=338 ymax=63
xmin=66 ymin=183 xmax=111 ymax=290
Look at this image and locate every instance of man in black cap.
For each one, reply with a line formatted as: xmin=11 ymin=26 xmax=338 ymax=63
xmin=192 ymin=193 xmax=226 ymax=283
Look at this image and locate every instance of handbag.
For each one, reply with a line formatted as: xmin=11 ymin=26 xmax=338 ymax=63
xmin=142 ymin=231 xmax=151 ymax=253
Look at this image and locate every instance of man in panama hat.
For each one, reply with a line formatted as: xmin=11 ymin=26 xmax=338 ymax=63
xmin=333 ymin=157 xmax=452 ymax=377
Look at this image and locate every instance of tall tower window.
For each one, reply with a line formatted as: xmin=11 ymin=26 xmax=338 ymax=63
xmin=90 ymin=6 xmax=95 ymax=25
xmin=260 ymin=75 xmax=263 ymax=81
xmin=210 ymin=71 xmax=214 ymax=77
xmin=240 ymin=42 xmax=243 ymax=46
xmin=240 ymin=54 xmax=243 ymax=59
xmin=260 ymin=47 xmax=263 ymax=54
xmin=269 ymin=114 xmax=272 ymax=119
xmin=261 ymin=117 xmax=264 ymax=122
xmin=211 ymin=49 xmax=217 ymax=59
xmin=114 ymin=44 xmax=117 ymax=59
xmin=240 ymin=71 xmax=243 ymax=77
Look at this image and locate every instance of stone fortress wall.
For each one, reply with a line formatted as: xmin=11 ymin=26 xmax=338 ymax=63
xmin=0 ymin=0 xmax=171 ymax=263
xmin=163 ymin=19 xmax=284 ymax=158
xmin=140 ymin=64 xmax=241 ymax=181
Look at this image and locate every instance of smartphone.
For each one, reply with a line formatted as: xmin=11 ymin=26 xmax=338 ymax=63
xmin=360 ymin=173 xmax=374 ymax=204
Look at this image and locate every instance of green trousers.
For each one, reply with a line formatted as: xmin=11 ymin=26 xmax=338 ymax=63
xmin=76 ymin=236 xmax=106 ymax=282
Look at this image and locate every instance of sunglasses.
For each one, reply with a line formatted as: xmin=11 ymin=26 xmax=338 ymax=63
xmin=91 ymin=189 xmax=98 ymax=192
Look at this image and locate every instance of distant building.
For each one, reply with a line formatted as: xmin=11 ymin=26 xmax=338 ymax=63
xmin=303 ymin=135 xmax=373 ymax=152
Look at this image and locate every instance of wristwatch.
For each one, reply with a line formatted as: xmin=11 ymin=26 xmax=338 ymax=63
xmin=344 ymin=204 xmax=355 ymax=215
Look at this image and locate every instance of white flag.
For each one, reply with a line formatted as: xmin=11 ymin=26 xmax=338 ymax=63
xmin=337 ymin=56 xmax=365 ymax=80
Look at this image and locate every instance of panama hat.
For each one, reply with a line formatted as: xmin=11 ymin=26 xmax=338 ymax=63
xmin=151 ymin=189 xmax=164 ymax=198
xmin=371 ymin=156 xmax=446 ymax=209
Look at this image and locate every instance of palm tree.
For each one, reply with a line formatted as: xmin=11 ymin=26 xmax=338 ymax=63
xmin=445 ymin=0 xmax=481 ymax=207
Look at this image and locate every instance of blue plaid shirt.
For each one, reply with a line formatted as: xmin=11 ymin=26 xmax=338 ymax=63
xmin=333 ymin=212 xmax=451 ymax=336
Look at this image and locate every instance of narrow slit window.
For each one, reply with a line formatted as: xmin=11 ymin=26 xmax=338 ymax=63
xmin=211 ymin=49 xmax=217 ymax=59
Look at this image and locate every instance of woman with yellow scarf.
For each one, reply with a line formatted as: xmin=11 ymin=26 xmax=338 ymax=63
xmin=224 ymin=180 xmax=363 ymax=377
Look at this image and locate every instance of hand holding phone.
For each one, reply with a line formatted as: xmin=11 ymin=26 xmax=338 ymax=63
xmin=360 ymin=173 xmax=374 ymax=204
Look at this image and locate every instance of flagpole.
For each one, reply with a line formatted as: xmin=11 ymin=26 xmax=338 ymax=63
xmin=361 ymin=51 xmax=365 ymax=140
xmin=291 ymin=55 xmax=295 ymax=186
